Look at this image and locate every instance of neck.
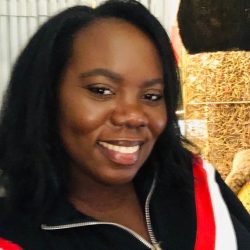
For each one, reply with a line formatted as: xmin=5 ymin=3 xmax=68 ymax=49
xmin=68 ymin=168 xmax=151 ymax=242
xmin=68 ymin=170 xmax=138 ymax=215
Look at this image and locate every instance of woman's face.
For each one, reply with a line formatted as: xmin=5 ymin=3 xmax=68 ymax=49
xmin=58 ymin=19 xmax=167 ymax=186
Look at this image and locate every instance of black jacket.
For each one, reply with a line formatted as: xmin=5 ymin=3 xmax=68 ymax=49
xmin=0 ymin=161 xmax=250 ymax=250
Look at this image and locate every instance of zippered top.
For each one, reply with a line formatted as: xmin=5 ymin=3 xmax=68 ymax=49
xmin=42 ymin=221 xmax=154 ymax=248
xmin=41 ymin=174 xmax=161 ymax=250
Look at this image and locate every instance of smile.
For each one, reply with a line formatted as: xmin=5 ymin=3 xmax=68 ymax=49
xmin=98 ymin=141 xmax=140 ymax=154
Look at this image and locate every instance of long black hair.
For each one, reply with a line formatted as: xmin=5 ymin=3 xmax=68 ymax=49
xmin=0 ymin=0 xmax=193 ymax=218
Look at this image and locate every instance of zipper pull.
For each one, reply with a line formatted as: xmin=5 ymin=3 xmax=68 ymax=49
xmin=152 ymin=243 xmax=162 ymax=250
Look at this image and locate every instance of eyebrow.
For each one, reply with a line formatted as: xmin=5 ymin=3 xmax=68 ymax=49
xmin=144 ymin=78 xmax=164 ymax=87
xmin=79 ymin=68 xmax=123 ymax=82
xmin=79 ymin=68 xmax=164 ymax=87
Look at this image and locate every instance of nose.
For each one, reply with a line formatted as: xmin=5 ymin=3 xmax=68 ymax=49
xmin=110 ymin=101 xmax=148 ymax=129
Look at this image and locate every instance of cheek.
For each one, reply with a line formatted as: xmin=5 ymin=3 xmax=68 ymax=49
xmin=59 ymin=106 xmax=110 ymax=136
xmin=58 ymin=103 xmax=111 ymax=162
xmin=150 ymin=106 xmax=167 ymax=138
xmin=58 ymin=93 xmax=112 ymax=136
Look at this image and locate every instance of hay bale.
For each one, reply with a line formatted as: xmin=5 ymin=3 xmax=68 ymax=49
xmin=182 ymin=51 xmax=250 ymax=179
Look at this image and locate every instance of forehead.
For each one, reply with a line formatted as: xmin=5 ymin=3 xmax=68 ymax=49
xmin=73 ymin=18 xmax=157 ymax=52
xmin=69 ymin=18 xmax=163 ymax=76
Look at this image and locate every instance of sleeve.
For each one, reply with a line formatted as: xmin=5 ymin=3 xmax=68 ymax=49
xmin=201 ymin=160 xmax=250 ymax=249
xmin=215 ymin=171 xmax=250 ymax=232
xmin=0 ymin=238 xmax=23 ymax=250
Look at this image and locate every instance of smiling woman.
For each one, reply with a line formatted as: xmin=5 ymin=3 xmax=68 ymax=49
xmin=0 ymin=1 xmax=249 ymax=250
xmin=58 ymin=18 xmax=166 ymax=189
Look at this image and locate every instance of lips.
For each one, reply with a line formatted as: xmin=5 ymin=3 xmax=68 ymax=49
xmin=97 ymin=140 xmax=143 ymax=166
xmin=98 ymin=141 xmax=140 ymax=153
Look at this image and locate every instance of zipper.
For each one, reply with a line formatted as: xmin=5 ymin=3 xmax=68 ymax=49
xmin=41 ymin=175 xmax=161 ymax=250
xmin=144 ymin=175 xmax=162 ymax=250
xmin=42 ymin=221 xmax=153 ymax=249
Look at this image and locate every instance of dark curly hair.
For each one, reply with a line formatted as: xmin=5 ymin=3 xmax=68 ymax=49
xmin=0 ymin=0 xmax=193 ymax=219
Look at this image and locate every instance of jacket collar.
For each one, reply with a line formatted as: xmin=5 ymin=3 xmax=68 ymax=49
xmin=41 ymin=166 xmax=157 ymax=228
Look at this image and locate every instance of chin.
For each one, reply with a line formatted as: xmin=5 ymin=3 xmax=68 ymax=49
xmin=99 ymin=168 xmax=140 ymax=186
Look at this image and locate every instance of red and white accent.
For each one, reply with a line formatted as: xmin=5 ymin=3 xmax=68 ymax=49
xmin=0 ymin=238 xmax=23 ymax=250
xmin=194 ymin=159 xmax=237 ymax=250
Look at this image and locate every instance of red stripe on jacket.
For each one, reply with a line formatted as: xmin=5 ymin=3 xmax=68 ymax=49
xmin=193 ymin=159 xmax=216 ymax=250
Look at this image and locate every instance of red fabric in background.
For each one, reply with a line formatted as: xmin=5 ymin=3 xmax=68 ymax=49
xmin=170 ymin=22 xmax=183 ymax=65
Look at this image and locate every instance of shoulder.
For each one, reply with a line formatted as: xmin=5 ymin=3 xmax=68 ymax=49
xmin=194 ymin=159 xmax=250 ymax=226
xmin=0 ymin=198 xmax=45 ymax=250
xmin=0 ymin=198 xmax=24 ymax=249
xmin=213 ymin=167 xmax=250 ymax=230
xmin=0 ymin=238 xmax=23 ymax=250
xmin=193 ymin=159 xmax=250 ymax=248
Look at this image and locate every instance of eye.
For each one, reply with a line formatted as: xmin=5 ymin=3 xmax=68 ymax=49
xmin=87 ymin=86 xmax=114 ymax=96
xmin=143 ymin=93 xmax=163 ymax=102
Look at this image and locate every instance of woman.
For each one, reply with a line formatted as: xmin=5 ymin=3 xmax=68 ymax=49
xmin=0 ymin=1 xmax=249 ymax=249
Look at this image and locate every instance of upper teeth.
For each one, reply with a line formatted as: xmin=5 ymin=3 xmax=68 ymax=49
xmin=99 ymin=141 xmax=140 ymax=154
